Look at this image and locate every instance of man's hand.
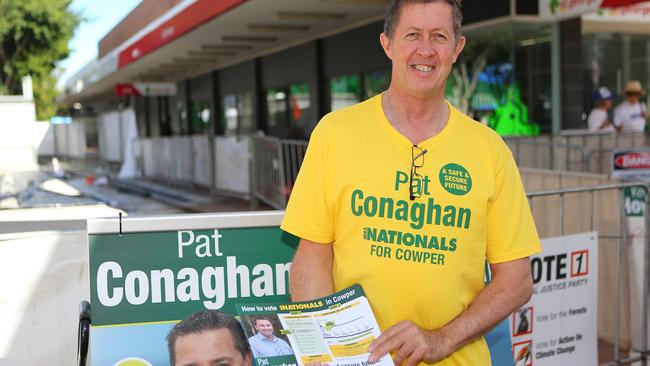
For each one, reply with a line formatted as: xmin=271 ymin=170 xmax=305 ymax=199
xmin=368 ymin=258 xmax=532 ymax=365
xmin=368 ymin=320 xmax=451 ymax=366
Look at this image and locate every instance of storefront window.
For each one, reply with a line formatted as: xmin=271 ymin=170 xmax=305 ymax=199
xmin=190 ymin=101 xmax=211 ymax=134
xmin=175 ymin=101 xmax=186 ymax=135
xmin=331 ymin=74 xmax=362 ymax=111
xmin=584 ymin=33 xmax=650 ymax=114
xmin=364 ymin=71 xmax=390 ymax=98
xmin=515 ymin=39 xmax=552 ymax=132
xmin=266 ymin=83 xmax=311 ymax=132
xmin=267 ymin=88 xmax=287 ymax=128
xmin=289 ymin=83 xmax=311 ymax=126
xmin=222 ymin=93 xmax=254 ymax=136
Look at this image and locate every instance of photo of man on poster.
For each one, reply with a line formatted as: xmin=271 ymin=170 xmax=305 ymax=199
xmin=244 ymin=315 xmax=294 ymax=358
xmin=167 ymin=309 xmax=251 ymax=366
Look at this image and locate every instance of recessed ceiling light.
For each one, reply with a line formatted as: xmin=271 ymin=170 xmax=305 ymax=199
xmin=318 ymin=0 xmax=388 ymax=4
xmin=188 ymin=50 xmax=236 ymax=57
xmin=248 ymin=24 xmax=310 ymax=33
xmin=276 ymin=11 xmax=346 ymax=21
xmin=222 ymin=35 xmax=278 ymax=43
xmin=201 ymin=44 xmax=253 ymax=51
xmin=173 ymin=57 xmax=216 ymax=64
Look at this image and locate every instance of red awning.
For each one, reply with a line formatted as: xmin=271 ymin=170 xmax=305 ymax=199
xmin=117 ymin=0 xmax=247 ymax=69
xmin=601 ymin=0 xmax=648 ymax=8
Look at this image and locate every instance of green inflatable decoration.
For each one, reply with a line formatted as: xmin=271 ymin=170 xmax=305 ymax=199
xmin=488 ymin=85 xmax=540 ymax=136
xmin=550 ymin=0 xmax=560 ymax=14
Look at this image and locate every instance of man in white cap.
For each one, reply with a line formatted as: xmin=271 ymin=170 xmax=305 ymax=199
xmin=614 ymin=80 xmax=648 ymax=133
xmin=587 ymin=87 xmax=615 ymax=132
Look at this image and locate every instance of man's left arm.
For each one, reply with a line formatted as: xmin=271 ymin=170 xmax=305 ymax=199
xmin=368 ymin=257 xmax=532 ymax=366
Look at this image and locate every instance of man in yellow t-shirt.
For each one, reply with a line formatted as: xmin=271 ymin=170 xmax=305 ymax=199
xmin=281 ymin=1 xmax=541 ymax=365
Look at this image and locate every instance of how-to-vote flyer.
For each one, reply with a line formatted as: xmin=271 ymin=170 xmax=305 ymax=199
xmin=237 ymin=284 xmax=394 ymax=366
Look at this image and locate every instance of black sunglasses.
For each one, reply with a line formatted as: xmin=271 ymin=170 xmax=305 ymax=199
xmin=409 ymin=145 xmax=428 ymax=200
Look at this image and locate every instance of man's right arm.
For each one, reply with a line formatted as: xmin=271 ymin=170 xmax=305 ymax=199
xmin=289 ymin=239 xmax=334 ymax=301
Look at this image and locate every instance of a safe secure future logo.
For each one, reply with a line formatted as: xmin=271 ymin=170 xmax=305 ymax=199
xmin=439 ymin=163 xmax=472 ymax=195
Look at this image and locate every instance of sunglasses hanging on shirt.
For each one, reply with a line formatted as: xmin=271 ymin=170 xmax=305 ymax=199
xmin=409 ymin=145 xmax=428 ymax=200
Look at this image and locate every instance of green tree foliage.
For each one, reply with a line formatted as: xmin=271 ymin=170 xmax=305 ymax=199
xmin=0 ymin=0 xmax=80 ymax=119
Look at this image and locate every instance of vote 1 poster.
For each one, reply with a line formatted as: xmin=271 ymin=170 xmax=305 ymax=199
xmin=510 ymin=232 xmax=598 ymax=366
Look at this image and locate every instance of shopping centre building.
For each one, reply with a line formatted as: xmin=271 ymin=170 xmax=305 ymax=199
xmin=55 ymin=0 xmax=650 ymax=201
xmin=41 ymin=3 xmax=650 ymax=364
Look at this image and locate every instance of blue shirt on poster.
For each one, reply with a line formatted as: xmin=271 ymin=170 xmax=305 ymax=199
xmin=248 ymin=333 xmax=294 ymax=358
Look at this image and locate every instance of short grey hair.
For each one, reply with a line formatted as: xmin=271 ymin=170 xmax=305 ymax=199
xmin=167 ymin=310 xmax=249 ymax=366
xmin=383 ymin=0 xmax=463 ymax=41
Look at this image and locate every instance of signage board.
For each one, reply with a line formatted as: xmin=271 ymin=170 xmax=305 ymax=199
xmin=509 ymin=232 xmax=598 ymax=366
xmin=584 ymin=1 xmax=650 ymax=22
xmin=612 ymin=148 xmax=650 ymax=180
xmin=115 ymin=82 xmax=177 ymax=96
xmin=539 ymin=0 xmax=603 ymax=20
xmin=623 ymin=186 xmax=650 ymax=350
xmin=50 ymin=116 xmax=72 ymax=125
xmin=87 ymin=212 xmax=516 ymax=366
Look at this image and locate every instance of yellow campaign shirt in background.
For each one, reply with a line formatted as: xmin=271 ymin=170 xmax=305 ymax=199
xmin=281 ymin=94 xmax=542 ymax=366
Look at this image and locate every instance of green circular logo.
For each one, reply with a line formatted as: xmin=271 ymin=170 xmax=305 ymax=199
xmin=439 ymin=163 xmax=472 ymax=195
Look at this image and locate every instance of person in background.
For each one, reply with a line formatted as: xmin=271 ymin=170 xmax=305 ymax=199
xmin=587 ymin=87 xmax=615 ymax=132
xmin=614 ymin=80 xmax=648 ymax=133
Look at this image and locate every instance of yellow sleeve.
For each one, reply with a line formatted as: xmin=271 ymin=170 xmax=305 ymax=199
xmin=281 ymin=119 xmax=335 ymax=244
xmin=486 ymin=145 xmax=542 ymax=263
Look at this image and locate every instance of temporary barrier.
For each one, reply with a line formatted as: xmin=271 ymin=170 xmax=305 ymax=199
xmin=526 ymin=182 xmax=650 ymax=365
xmin=251 ymin=136 xmax=307 ymax=209
xmin=215 ymin=135 xmax=251 ymax=196
xmin=251 ymin=136 xmax=286 ymax=209
xmin=505 ymin=138 xmax=589 ymax=172
xmin=249 ymin=132 xmax=649 ymax=211
xmin=505 ymin=132 xmax=648 ymax=174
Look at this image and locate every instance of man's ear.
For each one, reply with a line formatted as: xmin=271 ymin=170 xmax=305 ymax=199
xmin=452 ymin=35 xmax=466 ymax=64
xmin=380 ymin=32 xmax=392 ymax=60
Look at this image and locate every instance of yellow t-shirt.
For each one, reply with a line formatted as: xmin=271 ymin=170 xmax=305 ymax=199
xmin=281 ymin=95 xmax=541 ymax=366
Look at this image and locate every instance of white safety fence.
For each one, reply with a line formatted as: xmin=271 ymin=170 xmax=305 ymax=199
xmin=97 ymin=108 xmax=137 ymax=163
xmin=135 ymin=135 xmax=251 ymax=197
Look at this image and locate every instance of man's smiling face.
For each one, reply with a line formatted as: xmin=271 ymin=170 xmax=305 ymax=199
xmin=254 ymin=319 xmax=275 ymax=338
xmin=381 ymin=1 xmax=465 ymax=100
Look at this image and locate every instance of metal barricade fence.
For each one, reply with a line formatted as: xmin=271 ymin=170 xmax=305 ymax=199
xmin=251 ymin=136 xmax=284 ymax=209
xmin=561 ymin=131 xmax=647 ymax=156
xmin=505 ymin=138 xmax=590 ymax=172
xmin=280 ymin=138 xmax=309 ymax=199
xmin=506 ymin=132 xmax=648 ymax=174
xmin=527 ymin=182 xmax=650 ymax=366
xmin=251 ymin=136 xmax=308 ymax=209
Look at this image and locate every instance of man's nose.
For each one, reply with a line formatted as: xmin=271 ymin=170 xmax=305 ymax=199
xmin=416 ymin=37 xmax=436 ymax=57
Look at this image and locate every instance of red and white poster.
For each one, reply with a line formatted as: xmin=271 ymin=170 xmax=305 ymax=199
xmin=115 ymin=82 xmax=177 ymax=96
xmin=612 ymin=148 xmax=650 ymax=180
xmin=510 ymin=232 xmax=598 ymax=366
xmin=539 ymin=0 xmax=604 ymax=20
